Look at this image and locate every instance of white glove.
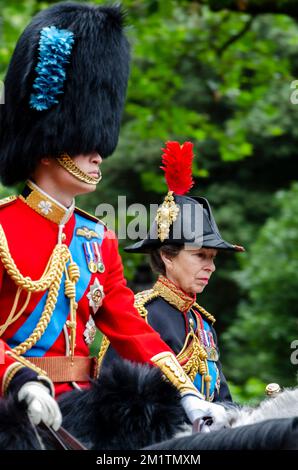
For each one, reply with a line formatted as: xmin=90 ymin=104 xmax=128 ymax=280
xmin=181 ymin=394 xmax=228 ymax=431
xmin=18 ymin=381 xmax=62 ymax=431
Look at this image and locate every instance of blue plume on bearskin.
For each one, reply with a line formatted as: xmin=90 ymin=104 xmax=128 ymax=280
xmin=29 ymin=26 xmax=75 ymax=111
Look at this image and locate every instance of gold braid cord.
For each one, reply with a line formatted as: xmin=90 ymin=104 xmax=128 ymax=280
xmin=96 ymin=335 xmax=111 ymax=374
xmin=134 ymin=289 xmax=159 ymax=320
xmin=193 ymin=302 xmax=216 ymax=325
xmin=134 ymin=283 xmax=214 ymax=399
xmin=0 ymin=225 xmax=69 ymax=292
xmin=0 ymin=224 xmax=75 ymax=356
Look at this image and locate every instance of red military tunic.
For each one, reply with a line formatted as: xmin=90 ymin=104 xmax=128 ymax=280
xmin=0 ymin=182 xmax=172 ymax=397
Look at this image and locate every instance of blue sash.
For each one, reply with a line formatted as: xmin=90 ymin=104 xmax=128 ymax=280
xmin=192 ymin=318 xmax=219 ymax=399
xmin=8 ymin=213 xmax=104 ymax=356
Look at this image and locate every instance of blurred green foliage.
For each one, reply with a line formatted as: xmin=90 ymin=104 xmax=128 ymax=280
xmin=223 ymin=183 xmax=298 ymax=387
xmin=229 ymin=377 xmax=267 ymax=405
xmin=1 ymin=0 xmax=298 ymax=400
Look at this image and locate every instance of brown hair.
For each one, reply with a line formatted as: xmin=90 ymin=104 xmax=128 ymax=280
xmin=149 ymin=244 xmax=183 ymax=276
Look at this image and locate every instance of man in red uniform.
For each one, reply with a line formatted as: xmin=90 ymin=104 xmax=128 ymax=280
xmin=0 ymin=2 xmax=227 ymax=439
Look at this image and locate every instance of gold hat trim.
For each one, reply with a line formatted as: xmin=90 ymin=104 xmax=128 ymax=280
xmin=155 ymin=191 xmax=179 ymax=242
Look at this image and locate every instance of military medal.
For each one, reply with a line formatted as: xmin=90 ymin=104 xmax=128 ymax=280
xmin=93 ymin=241 xmax=105 ymax=273
xmin=83 ymin=241 xmax=97 ymax=273
xmin=200 ymin=329 xmax=218 ymax=361
xmin=88 ymin=261 xmax=97 ymax=273
xmin=87 ymin=278 xmax=105 ymax=313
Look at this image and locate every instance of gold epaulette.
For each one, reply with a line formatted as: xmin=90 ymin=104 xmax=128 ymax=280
xmin=0 ymin=195 xmax=17 ymax=209
xmin=193 ymin=302 xmax=216 ymax=324
xmin=74 ymin=206 xmax=106 ymax=227
xmin=134 ymin=289 xmax=160 ymax=321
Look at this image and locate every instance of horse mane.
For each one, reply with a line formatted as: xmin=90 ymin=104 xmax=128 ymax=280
xmin=146 ymin=417 xmax=298 ymax=450
xmin=0 ymin=358 xmax=297 ymax=450
xmin=226 ymin=388 xmax=298 ymax=428
xmin=146 ymin=386 xmax=298 ymax=450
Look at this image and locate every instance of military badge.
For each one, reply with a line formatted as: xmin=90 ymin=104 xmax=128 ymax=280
xmin=83 ymin=315 xmax=97 ymax=345
xmin=38 ymin=200 xmax=53 ymax=215
xmin=76 ymin=226 xmax=100 ymax=240
xmin=87 ymin=278 xmax=105 ymax=313
xmin=205 ymin=347 xmax=219 ymax=361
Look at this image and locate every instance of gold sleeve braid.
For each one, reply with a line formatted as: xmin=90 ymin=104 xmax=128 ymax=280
xmin=3 ymin=351 xmax=56 ymax=397
xmin=5 ymin=349 xmax=48 ymax=377
xmin=151 ymin=351 xmax=205 ymax=399
xmin=2 ymin=362 xmax=25 ymax=397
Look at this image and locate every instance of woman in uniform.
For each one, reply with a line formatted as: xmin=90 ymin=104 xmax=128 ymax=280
xmin=102 ymin=141 xmax=245 ymax=404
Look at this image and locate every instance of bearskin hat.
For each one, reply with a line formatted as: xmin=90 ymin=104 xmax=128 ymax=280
xmin=0 ymin=2 xmax=130 ymax=185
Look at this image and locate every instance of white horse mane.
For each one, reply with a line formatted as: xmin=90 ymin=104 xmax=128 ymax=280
xmin=174 ymin=387 xmax=298 ymax=437
xmin=228 ymin=387 xmax=298 ymax=427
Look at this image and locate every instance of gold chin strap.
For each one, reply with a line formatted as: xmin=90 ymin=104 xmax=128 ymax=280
xmin=57 ymin=152 xmax=102 ymax=185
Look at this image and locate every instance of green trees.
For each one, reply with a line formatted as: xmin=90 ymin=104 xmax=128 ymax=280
xmin=223 ymin=183 xmax=298 ymax=388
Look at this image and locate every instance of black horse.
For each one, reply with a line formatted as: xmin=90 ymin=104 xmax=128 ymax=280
xmin=0 ymin=359 xmax=297 ymax=450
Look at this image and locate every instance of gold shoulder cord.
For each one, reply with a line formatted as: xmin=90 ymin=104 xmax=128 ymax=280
xmin=134 ymin=289 xmax=159 ymax=321
xmin=0 ymin=224 xmax=79 ymax=359
xmin=131 ymin=289 xmax=208 ymax=400
xmin=193 ymin=302 xmax=216 ymax=324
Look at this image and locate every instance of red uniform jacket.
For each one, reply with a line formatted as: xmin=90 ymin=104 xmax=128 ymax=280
xmin=0 ymin=184 xmax=172 ymax=396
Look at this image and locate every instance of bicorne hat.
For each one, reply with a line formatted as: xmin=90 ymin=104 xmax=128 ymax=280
xmin=125 ymin=142 xmax=245 ymax=253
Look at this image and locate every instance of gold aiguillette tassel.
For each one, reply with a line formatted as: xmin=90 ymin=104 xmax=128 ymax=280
xmin=65 ymin=262 xmax=80 ymax=362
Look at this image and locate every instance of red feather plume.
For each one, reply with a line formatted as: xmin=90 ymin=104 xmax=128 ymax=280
xmin=160 ymin=141 xmax=194 ymax=195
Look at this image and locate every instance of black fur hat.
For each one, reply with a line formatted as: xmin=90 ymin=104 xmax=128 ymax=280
xmin=0 ymin=2 xmax=130 ymax=186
